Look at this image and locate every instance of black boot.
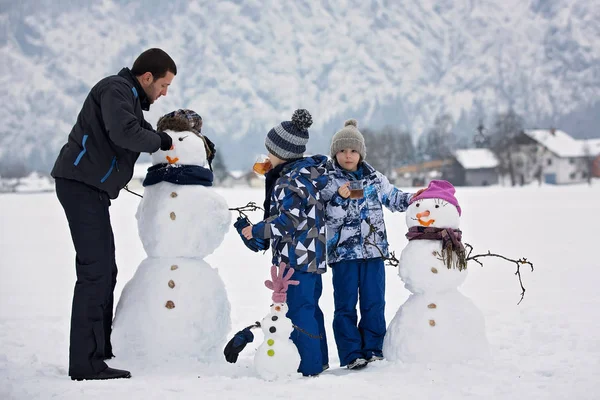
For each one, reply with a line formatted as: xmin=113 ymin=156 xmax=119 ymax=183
xmin=71 ymin=367 xmax=131 ymax=381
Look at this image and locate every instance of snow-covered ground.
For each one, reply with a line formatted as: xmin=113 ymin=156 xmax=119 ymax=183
xmin=1 ymin=184 xmax=599 ymax=399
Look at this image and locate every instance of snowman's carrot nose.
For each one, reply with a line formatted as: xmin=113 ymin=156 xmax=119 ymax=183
xmin=416 ymin=210 xmax=430 ymax=219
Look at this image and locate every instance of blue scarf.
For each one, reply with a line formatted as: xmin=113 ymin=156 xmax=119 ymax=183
xmin=142 ymin=164 xmax=213 ymax=187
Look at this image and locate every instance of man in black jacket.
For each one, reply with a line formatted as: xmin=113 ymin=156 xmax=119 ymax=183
xmin=51 ymin=48 xmax=176 ymax=381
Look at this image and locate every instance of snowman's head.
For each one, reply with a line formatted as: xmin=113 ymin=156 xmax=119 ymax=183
xmin=261 ymin=303 xmax=293 ymax=337
xmin=153 ymin=109 xmax=211 ymax=168
xmin=150 ymin=130 xmax=210 ymax=168
xmin=406 ymin=198 xmax=460 ymax=230
xmin=406 ymin=180 xmax=461 ymax=230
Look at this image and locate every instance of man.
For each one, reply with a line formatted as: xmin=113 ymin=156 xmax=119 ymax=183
xmin=51 ymin=48 xmax=176 ymax=381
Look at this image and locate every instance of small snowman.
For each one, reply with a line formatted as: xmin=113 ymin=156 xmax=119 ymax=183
xmin=383 ymin=180 xmax=489 ymax=363
xmin=254 ymin=263 xmax=302 ymax=381
xmin=112 ymin=110 xmax=232 ymax=368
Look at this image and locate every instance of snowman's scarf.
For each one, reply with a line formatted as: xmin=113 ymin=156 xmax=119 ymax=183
xmin=142 ymin=163 xmax=213 ymax=187
xmin=406 ymin=226 xmax=467 ymax=271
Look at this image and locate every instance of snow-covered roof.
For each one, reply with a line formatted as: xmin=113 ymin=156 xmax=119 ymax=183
xmin=583 ymin=139 xmax=600 ymax=156
xmin=524 ymin=129 xmax=586 ymax=158
xmin=453 ymin=148 xmax=499 ymax=169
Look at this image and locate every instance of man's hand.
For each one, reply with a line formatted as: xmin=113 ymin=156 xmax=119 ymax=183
xmin=156 ymin=131 xmax=173 ymax=151
xmin=338 ymin=182 xmax=351 ymax=199
xmin=242 ymin=225 xmax=253 ymax=239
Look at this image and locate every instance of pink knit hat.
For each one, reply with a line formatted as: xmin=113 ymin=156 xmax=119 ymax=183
xmin=410 ymin=180 xmax=461 ymax=216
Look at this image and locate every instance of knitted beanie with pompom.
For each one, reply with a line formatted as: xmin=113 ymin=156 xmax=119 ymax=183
xmin=330 ymin=118 xmax=366 ymax=160
xmin=265 ymin=109 xmax=313 ymax=160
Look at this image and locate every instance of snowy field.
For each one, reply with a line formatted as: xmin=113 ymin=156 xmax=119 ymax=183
xmin=1 ymin=184 xmax=599 ymax=399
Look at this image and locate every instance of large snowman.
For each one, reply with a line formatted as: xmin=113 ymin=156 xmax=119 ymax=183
xmin=383 ymin=180 xmax=489 ymax=363
xmin=112 ymin=110 xmax=232 ymax=369
xmin=254 ymin=263 xmax=301 ymax=380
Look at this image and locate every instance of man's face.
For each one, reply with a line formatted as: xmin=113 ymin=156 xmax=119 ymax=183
xmin=139 ymin=71 xmax=175 ymax=103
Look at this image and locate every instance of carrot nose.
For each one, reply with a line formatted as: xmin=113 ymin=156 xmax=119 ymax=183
xmin=416 ymin=210 xmax=430 ymax=219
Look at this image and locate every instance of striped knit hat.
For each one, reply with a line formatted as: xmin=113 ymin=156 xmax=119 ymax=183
xmin=265 ymin=109 xmax=313 ymax=160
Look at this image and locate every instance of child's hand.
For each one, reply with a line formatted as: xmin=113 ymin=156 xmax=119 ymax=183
xmin=414 ymin=188 xmax=427 ymax=197
xmin=242 ymin=225 xmax=253 ymax=239
xmin=338 ymin=182 xmax=351 ymax=199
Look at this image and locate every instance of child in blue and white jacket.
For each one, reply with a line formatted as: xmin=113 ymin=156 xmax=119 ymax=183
xmin=321 ymin=119 xmax=419 ymax=370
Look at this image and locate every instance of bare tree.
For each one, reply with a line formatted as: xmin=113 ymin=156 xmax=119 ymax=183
xmin=0 ymin=161 xmax=30 ymax=179
xmin=211 ymin=151 xmax=229 ymax=186
xmin=582 ymin=141 xmax=594 ymax=186
xmin=362 ymin=126 xmax=415 ymax=178
xmin=489 ymin=109 xmax=525 ymax=186
xmin=417 ymin=113 xmax=456 ymax=161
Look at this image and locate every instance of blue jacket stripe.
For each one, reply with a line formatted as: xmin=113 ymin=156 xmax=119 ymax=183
xmin=100 ymin=157 xmax=117 ymax=183
xmin=73 ymin=135 xmax=89 ymax=166
xmin=131 ymin=87 xmax=138 ymax=98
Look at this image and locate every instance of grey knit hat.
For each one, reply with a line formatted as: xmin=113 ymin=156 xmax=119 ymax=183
xmin=330 ymin=119 xmax=366 ymax=160
xmin=265 ymin=109 xmax=313 ymax=160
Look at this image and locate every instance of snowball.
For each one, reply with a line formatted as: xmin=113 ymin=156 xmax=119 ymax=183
xmin=137 ymin=182 xmax=231 ymax=258
xmin=112 ymin=257 xmax=231 ymax=369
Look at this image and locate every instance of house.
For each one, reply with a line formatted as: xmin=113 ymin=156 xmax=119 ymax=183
xmin=519 ymin=129 xmax=600 ymax=184
xmin=393 ymin=159 xmax=452 ymax=187
xmin=443 ymin=148 xmax=500 ymax=186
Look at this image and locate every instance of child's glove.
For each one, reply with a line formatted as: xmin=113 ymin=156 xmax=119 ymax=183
xmin=265 ymin=262 xmax=300 ymax=303
xmin=223 ymin=325 xmax=256 ymax=363
xmin=234 ymin=217 xmax=266 ymax=252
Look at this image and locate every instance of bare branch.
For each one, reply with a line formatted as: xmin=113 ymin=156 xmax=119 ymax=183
xmin=464 ymin=242 xmax=534 ymax=305
xmin=229 ymin=202 xmax=264 ymax=219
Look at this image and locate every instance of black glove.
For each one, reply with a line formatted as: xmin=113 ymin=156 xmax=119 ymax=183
xmin=224 ymin=326 xmax=255 ymax=363
xmin=234 ymin=217 xmax=260 ymax=252
xmin=156 ymin=131 xmax=173 ymax=151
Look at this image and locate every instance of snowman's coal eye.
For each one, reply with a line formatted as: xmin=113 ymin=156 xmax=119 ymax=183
xmin=178 ymin=135 xmax=189 ymax=142
xmin=416 ymin=203 xmax=420 ymax=207
xmin=435 ymin=205 xmax=439 ymax=208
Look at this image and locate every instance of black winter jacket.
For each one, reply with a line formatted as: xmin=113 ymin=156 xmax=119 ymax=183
xmin=51 ymin=68 xmax=161 ymax=199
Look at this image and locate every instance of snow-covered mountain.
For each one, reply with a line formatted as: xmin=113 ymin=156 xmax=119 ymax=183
xmin=1 ymin=0 xmax=599 ymax=170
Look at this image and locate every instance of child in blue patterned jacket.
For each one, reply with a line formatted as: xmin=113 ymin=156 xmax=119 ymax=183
xmin=240 ymin=109 xmax=330 ymax=376
xmin=321 ymin=119 xmax=421 ymax=370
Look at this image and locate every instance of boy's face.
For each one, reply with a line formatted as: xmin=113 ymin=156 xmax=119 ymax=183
xmin=336 ymin=149 xmax=360 ymax=171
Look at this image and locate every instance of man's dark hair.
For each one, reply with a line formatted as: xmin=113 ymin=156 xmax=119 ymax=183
xmin=131 ymin=48 xmax=177 ymax=80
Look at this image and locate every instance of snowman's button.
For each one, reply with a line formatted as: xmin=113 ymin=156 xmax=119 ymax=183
xmin=429 ymin=319 xmax=436 ymax=326
xmin=269 ymin=326 xmax=277 ymax=333
xmin=168 ymin=280 xmax=175 ymax=289
xmin=170 ymin=212 xmax=176 ymax=220
xmin=267 ymin=339 xmax=274 ymax=346
xmin=165 ymin=300 xmax=175 ymax=309
xmin=267 ymin=349 xmax=275 ymax=357
xmin=271 ymin=316 xmax=278 ymax=321
xmin=431 ymin=267 xmax=438 ymax=274
xmin=170 ymin=192 xmax=178 ymax=198
xmin=171 ymin=265 xmax=178 ymax=270
xmin=427 ymin=303 xmax=437 ymax=309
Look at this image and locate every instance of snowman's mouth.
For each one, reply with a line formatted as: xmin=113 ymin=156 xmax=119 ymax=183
xmin=412 ymin=217 xmax=435 ymax=227
xmin=166 ymin=156 xmax=179 ymax=164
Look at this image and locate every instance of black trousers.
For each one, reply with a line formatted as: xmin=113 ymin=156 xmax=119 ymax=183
xmin=55 ymin=178 xmax=117 ymax=376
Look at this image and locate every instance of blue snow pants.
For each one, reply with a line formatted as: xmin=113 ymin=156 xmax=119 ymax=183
xmin=331 ymin=257 xmax=386 ymax=366
xmin=285 ymin=269 xmax=329 ymax=376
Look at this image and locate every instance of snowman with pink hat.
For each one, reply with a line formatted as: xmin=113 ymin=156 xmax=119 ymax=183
xmin=383 ymin=180 xmax=490 ymax=363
